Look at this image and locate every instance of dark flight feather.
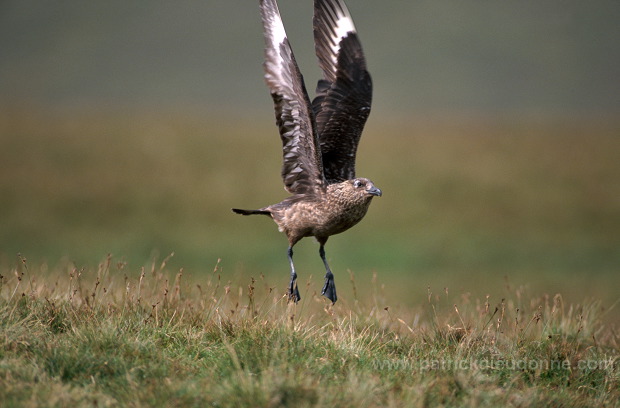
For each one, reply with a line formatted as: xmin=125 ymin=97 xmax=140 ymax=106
xmin=312 ymin=0 xmax=372 ymax=183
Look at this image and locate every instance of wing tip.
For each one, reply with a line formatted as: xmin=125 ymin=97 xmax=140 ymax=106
xmin=314 ymin=0 xmax=360 ymax=74
xmin=260 ymin=0 xmax=287 ymax=48
xmin=315 ymin=0 xmax=356 ymax=34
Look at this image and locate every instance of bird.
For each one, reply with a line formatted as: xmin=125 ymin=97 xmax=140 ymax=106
xmin=232 ymin=0 xmax=381 ymax=304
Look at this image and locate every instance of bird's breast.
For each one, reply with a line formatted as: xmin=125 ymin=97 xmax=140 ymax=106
xmin=301 ymin=198 xmax=372 ymax=237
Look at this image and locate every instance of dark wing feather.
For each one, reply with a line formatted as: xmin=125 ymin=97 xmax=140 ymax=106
xmin=260 ymin=0 xmax=325 ymax=196
xmin=313 ymin=0 xmax=372 ymax=183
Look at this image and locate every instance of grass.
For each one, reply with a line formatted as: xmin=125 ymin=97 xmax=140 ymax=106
xmin=0 ymin=255 xmax=618 ymax=407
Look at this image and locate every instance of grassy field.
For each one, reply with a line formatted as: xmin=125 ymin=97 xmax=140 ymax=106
xmin=0 ymin=257 xmax=618 ymax=407
xmin=0 ymin=107 xmax=619 ymax=405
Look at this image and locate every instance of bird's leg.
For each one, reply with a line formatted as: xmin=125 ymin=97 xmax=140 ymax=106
xmin=319 ymin=245 xmax=337 ymax=304
xmin=287 ymin=246 xmax=301 ymax=303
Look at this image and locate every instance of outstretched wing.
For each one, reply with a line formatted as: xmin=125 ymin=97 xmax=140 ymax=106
xmin=260 ymin=0 xmax=325 ymax=196
xmin=313 ymin=0 xmax=372 ymax=183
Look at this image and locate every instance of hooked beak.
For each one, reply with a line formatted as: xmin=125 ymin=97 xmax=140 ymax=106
xmin=367 ymin=186 xmax=382 ymax=197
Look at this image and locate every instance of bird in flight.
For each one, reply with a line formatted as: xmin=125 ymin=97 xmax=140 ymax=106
xmin=232 ymin=0 xmax=381 ymax=304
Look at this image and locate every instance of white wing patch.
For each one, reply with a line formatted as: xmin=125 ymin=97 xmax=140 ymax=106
xmin=271 ymin=19 xmax=287 ymax=83
xmin=269 ymin=10 xmax=287 ymax=49
xmin=330 ymin=9 xmax=356 ymax=66
xmin=262 ymin=0 xmax=289 ymax=90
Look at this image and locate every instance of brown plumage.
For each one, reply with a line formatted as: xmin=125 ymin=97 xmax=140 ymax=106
xmin=232 ymin=0 xmax=381 ymax=304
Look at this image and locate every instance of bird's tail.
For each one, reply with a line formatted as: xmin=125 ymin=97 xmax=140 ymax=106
xmin=231 ymin=208 xmax=271 ymax=216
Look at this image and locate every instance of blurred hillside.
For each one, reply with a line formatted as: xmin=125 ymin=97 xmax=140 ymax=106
xmin=1 ymin=0 xmax=619 ymax=116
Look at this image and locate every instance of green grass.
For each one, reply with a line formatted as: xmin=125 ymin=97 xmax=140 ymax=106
xmin=0 ymin=257 xmax=618 ymax=407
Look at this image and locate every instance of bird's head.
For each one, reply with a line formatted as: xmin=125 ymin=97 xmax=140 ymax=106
xmin=349 ymin=177 xmax=382 ymax=198
xmin=328 ymin=177 xmax=382 ymax=207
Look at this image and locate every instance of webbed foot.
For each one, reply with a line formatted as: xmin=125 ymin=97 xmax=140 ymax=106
xmin=321 ymin=271 xmax=337 ymax=304
xmin=288 ymin=283 xmax=301 ymax=303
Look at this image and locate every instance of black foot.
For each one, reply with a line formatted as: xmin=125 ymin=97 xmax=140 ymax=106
xmin=288 ymin=284 xmax=301 ymax=303
xmin=321 ymin=272 xmax=337 ymax=304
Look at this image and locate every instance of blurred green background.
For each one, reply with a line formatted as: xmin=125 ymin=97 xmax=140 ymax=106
xmin=1 ymin=1 xmax=619 ymax=308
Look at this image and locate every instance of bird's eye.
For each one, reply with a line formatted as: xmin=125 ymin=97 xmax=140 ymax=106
xmin=353 ymin=180 xmax=364 ymax=188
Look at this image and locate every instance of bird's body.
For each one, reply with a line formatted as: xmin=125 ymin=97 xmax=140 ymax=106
xmin=274 ymin=182 xmax=373 ymax=241
xmin=233 ymin=0 xmax=381 ymax=303
xmin=237 ymin=178 xmax=379 ymax=244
